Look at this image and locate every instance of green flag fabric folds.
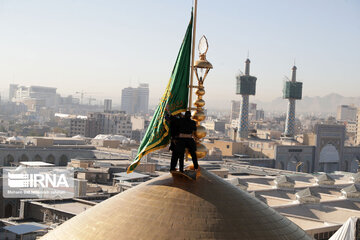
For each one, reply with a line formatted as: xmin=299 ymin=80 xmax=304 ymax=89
xmin=127 ymin=13 xmax=193 ymax=173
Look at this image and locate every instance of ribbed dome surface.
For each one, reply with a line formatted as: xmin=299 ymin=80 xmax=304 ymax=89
xmin=42 ymin=169 xmax=311 ymax=240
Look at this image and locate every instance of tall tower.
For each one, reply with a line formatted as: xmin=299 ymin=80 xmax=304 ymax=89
xmin=236 ymin=59 xmax=257 ymax=140
xmin=104 ymin=99 xmax=112 ymax=112
xmin=283 ymin=66 xmax=303 ymax=137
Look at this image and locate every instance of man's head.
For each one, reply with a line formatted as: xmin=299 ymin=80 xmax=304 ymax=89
xmin=185 ymin=111 xmax=191 ymax=119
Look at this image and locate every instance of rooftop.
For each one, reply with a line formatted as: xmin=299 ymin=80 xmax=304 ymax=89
xmin=19 ymin=161 xmax=55 ymax=167
xmin=3 ymin=222 xmax=49 ymax=235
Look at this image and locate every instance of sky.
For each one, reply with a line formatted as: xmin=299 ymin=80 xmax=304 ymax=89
xmin=0 ymin=0 xmax=359 ymax=109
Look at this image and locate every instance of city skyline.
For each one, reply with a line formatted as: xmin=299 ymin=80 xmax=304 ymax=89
xmin=0 ymin=0 xmax=359 ymax=109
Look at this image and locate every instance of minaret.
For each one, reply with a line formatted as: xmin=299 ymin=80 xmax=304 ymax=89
xmin=283 ymin=65 xmax=303 ymax=137
xmin=236 ymin=58 xmax=257 ymax=140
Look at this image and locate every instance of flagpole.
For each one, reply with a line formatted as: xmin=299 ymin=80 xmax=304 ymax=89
xmin=188 ymin=0 xmax=197 ymax=111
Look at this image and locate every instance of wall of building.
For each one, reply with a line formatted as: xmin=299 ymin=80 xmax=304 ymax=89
xmin=343 ymin=146 xmax=360 ymax=172
xmin=314 ymin=124 xmax=345 ymax=172
xmin=337 ymin=105 xmax=357 ymax=122
xmin=236 ymin=158 xmax=275 ymax=168
xmin=0 ymin=147 xmax=96 ymax=166
xmin=303 ymin=133 xmax=316 ymax=146
xmin=274 ymin=125 xmax=360 ymax=173
xmin=22 ymin=200 xmax=76 ymax=223
xmin=275 ymin=145 xmax=316 ymax=173
xmin=356 ymin=108 xmax=360 ymax=145
xmin=88 ymin=112 xmax=132 ymax=138
xmin=256 ymin=130 xmax=281 ymax=140
xmin=230 ymin=100 xmax=240 ymax=122
xmin=102 ymin=140 xmax=121 ymax=148
xmin=203 ymin=140 xmax=247 ymax=157
xmin=31 ymin=138 xmax=54 ymax=147
xmin=247 ymin=140 xmax=277 ymax=158
xmin=70 ymin=118 xmax=86 ymax=137
xmin=11 ymin=85 xmax=58 ymax=109
xmin=121 ymin=84 xmax=149 ymax=115
xmin=0 ymin=179 xmax=20 ymax=218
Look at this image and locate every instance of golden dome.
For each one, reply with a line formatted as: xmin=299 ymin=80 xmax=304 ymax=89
xmin=41 ymin=169 xmax=311 ymax=240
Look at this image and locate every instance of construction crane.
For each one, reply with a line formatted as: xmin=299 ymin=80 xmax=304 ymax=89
xmin=75 ymin=91 xmax=87 ymax=105
xmin=75 ymin=91 xmax=99 ymax=105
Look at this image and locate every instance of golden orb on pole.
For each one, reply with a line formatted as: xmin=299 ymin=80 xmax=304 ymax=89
xmin=191 ymin=35 xmax=212 ymax=159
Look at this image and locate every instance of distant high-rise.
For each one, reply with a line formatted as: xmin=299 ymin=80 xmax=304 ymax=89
xmin=256 ymin=109 xmax=265 ymax=121
xmin=231 ymin=100 xmax=263 ymax=122
xmin=9 ymin=84 xmax=18 ymax=101
xmin=249 ymin=103 xmax=257 ymax=121
xmin=356 ymin=108 xmax=360 ymax=145
xmin=283 ymin=66 xmax=303 ymax=137
xmin=104 ymin=99 xmax=112 ymax=112
xmin=230 ymin=100 xmax=240 ymax=122
xmin=121 ymin=84 xmax=149 ymax=115
xmin=137 ymin=83 xmax=149 ymax=114
xmin=9 ymin=84 xmax=58 ymax=110
xmin=337 ymin=105 xmax=357 ymax=122
xmin=121 ymin=88 xmax=134 ymax=114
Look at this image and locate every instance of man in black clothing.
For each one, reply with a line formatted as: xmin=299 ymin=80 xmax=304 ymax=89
xmin=165 ymin=110 xmax=184 ymax=172
xmin=177 ymin=111 xmax=199 ymax=170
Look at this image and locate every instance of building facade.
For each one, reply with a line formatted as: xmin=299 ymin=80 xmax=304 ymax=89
xmin=337 ymin=105 xmax=357 ymax=122
xmin=88 ymin=111 xmax=132 ymax=138
xmin=356 ymin=108 xmax=360 ymax=145
xmin=275 ymin=124 xmax=360 ymax=173
xmin=9 ymin=84 xmax=59 ymax=109
xmin=104 ymin=99 xmax=112 ymax=112
xmin=120 ymin=84 xmax=149 ymax=115
xmin=70 ymin=117 xmax=98 ymax=138
xmin=230 ymin=100 xmax=240 ymax=122
xmin=70 ymin=112 xmax=132 ymax=138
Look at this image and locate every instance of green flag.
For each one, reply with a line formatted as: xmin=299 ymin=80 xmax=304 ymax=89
xmin=127 ymin=12 xmax=193 ymax=173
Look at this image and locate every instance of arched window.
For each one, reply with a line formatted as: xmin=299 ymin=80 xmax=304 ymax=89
xmin=34 ymin=154 xmax=42 ymax=161
xmin=306 ymin=161 xmax=311 ymax=173
xmin=302 ymin=161 xmax=309 ymax=173
xmin=59 ymin=155 xmax=69 ymax=166
xmin=344 ymin=161 xmax=349 ymax=172
xmin=350 ymin=158 xmax=360 ymax=173
xmin=278 ymin=161 xmax=284 ymax=170
xmin=4 ymin=154 xmax=14 ymax=166
xmin=319 ymin=144 xmax=340 ymax=172
xmin=287 ymin=156 xmax=299 ymax=171
xmin=46 ymin=154 xmax=56 ymax=164
xmin=20 ymin=154 xmax=29 ymax=162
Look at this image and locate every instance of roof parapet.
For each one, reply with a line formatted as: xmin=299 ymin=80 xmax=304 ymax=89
xmin=341 ymin=184 xmax=360 ymax=199
xmin=315 ymin=174 xmax=335 ymax=186
xmin=296 ymin=187 xmax=320 ymax=204
xmin=274 ymin=175 xmax=295 ymax=189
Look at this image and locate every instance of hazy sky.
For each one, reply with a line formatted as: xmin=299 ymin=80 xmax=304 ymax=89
xmin=0 ymin=0 xmax=359 ymax=109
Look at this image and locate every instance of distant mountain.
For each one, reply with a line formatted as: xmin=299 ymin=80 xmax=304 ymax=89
xmin=254 ymin=93 xmax=360 ymax=113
